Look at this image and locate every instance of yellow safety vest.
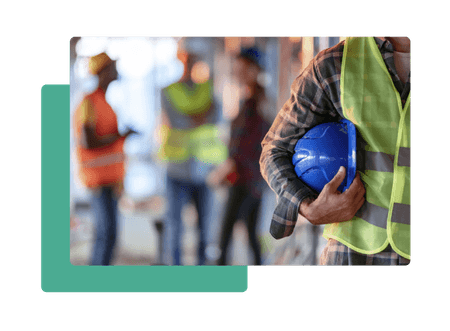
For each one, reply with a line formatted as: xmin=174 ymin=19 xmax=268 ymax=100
xmin=159 ymin=81 xmax=227 ymax=165
xmin=323 ymin=37 xmax=411 ymax=259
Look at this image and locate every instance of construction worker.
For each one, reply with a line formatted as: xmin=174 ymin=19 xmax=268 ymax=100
xmin=208 ymin=47 xmax=270 ymax=265
xmin=260 ymin=37 xmax=410 ymax=265
xmin=73 ymin=52 xmax=136 ymax=265
xmin=158 ymin=43 xmax=227 ymax=265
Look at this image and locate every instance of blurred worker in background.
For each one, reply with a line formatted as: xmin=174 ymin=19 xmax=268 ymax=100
xmin=73 ymin=52 xmax=137 ymax=265
xmin=208 ymin=47 xmax=270 ymax=265
xmin=260 ymin=37 xmax=410 ymax=265
xmin=158 ymin=42 xmax=227 ymax=265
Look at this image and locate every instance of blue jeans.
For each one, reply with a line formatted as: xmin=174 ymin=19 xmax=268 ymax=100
xmin=165 ymin=176 xmax=211 ymax=265
xmin=90 ymin=187 xmax=118 ymax=265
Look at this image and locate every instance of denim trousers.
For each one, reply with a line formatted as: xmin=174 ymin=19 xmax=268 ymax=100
xmin=90 ymin=186 xmax=118 ymax=265
xmin=165 ymin=176 xmax=211 ymax=265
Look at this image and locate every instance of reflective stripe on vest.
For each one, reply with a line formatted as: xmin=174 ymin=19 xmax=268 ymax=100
xmin=356 ymin=201 xmax=411 ymax=229
xmin=322 ymin=37 xmax=411 ymax=259
xmin=365 ymin=148 xmax=410 ymax=172
xmin=81 ymin=151 xmax=125 ymax=168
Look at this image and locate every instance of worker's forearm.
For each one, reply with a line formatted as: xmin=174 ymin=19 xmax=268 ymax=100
xmin=260 ymin=135 xmax=316 ymax=198
xmin=92 ymin=133 xmax=120 ymax=148
xmin=260 ymin=137 xmax=318 ymax=239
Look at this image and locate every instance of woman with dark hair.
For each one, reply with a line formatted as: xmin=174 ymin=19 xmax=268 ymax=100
xmin=209 ymin=47 xmax=270 ymax=265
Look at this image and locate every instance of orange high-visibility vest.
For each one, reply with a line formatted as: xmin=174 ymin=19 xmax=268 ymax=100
xmin=74 ymin=88 xmax=125 ymax=188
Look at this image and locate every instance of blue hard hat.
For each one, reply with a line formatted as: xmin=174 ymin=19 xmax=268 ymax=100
xmin=292 ymin=119 xmax=357 ymax=193
xmin=239 ymin=47 xmax=264 ymax=69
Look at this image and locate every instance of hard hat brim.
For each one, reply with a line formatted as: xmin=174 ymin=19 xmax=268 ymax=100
xmin=341 ymin=119 xmax=357 ymax=192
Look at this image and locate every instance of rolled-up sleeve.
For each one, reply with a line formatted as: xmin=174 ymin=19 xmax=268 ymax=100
xmin=260 ymin=53 xmax=341 ymax=239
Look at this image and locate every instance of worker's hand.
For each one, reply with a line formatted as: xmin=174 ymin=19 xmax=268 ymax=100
xmin=123 ymin=127 xmax=138 ymax=138
xmin=207 ymin=158 xmax=236 ymax=187
xmin=299 ymin=166 xmax=365 ymax=225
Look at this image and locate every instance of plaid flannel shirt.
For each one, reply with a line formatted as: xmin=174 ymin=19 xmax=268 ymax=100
xmin=228 ymin=84 xmax=270 ymax=198
xmin=320 ymin=239 xmax=410 ymax=265
xmin=260 ymin=37 xmax=411 ymax=239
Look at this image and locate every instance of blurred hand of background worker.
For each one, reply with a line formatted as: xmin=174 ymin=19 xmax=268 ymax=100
xmin=206 ymin=158 xmax=237 ymax=187
xmin=80 ymin=124 xmax=138 ymax=149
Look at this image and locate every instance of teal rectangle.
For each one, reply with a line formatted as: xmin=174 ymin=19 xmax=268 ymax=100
xmin=41 ymin=84 xmax=247 ymax=292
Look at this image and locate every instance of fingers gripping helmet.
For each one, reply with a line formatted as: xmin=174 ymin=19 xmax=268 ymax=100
xmin=292 ymin=119 xmax=357 ymax=193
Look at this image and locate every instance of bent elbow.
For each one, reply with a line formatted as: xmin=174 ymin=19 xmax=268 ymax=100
xmin=269 ymin=221 xmax=293 ymax=240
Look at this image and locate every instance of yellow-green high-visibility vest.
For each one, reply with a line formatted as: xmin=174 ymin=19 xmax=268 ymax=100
xmin=164 ymin=81 xmax=213 ymax=116
xmin=159 ymin=80 xmax=228 ymax=165
xmin=323 ymin=37 xmax=411 ymax=259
